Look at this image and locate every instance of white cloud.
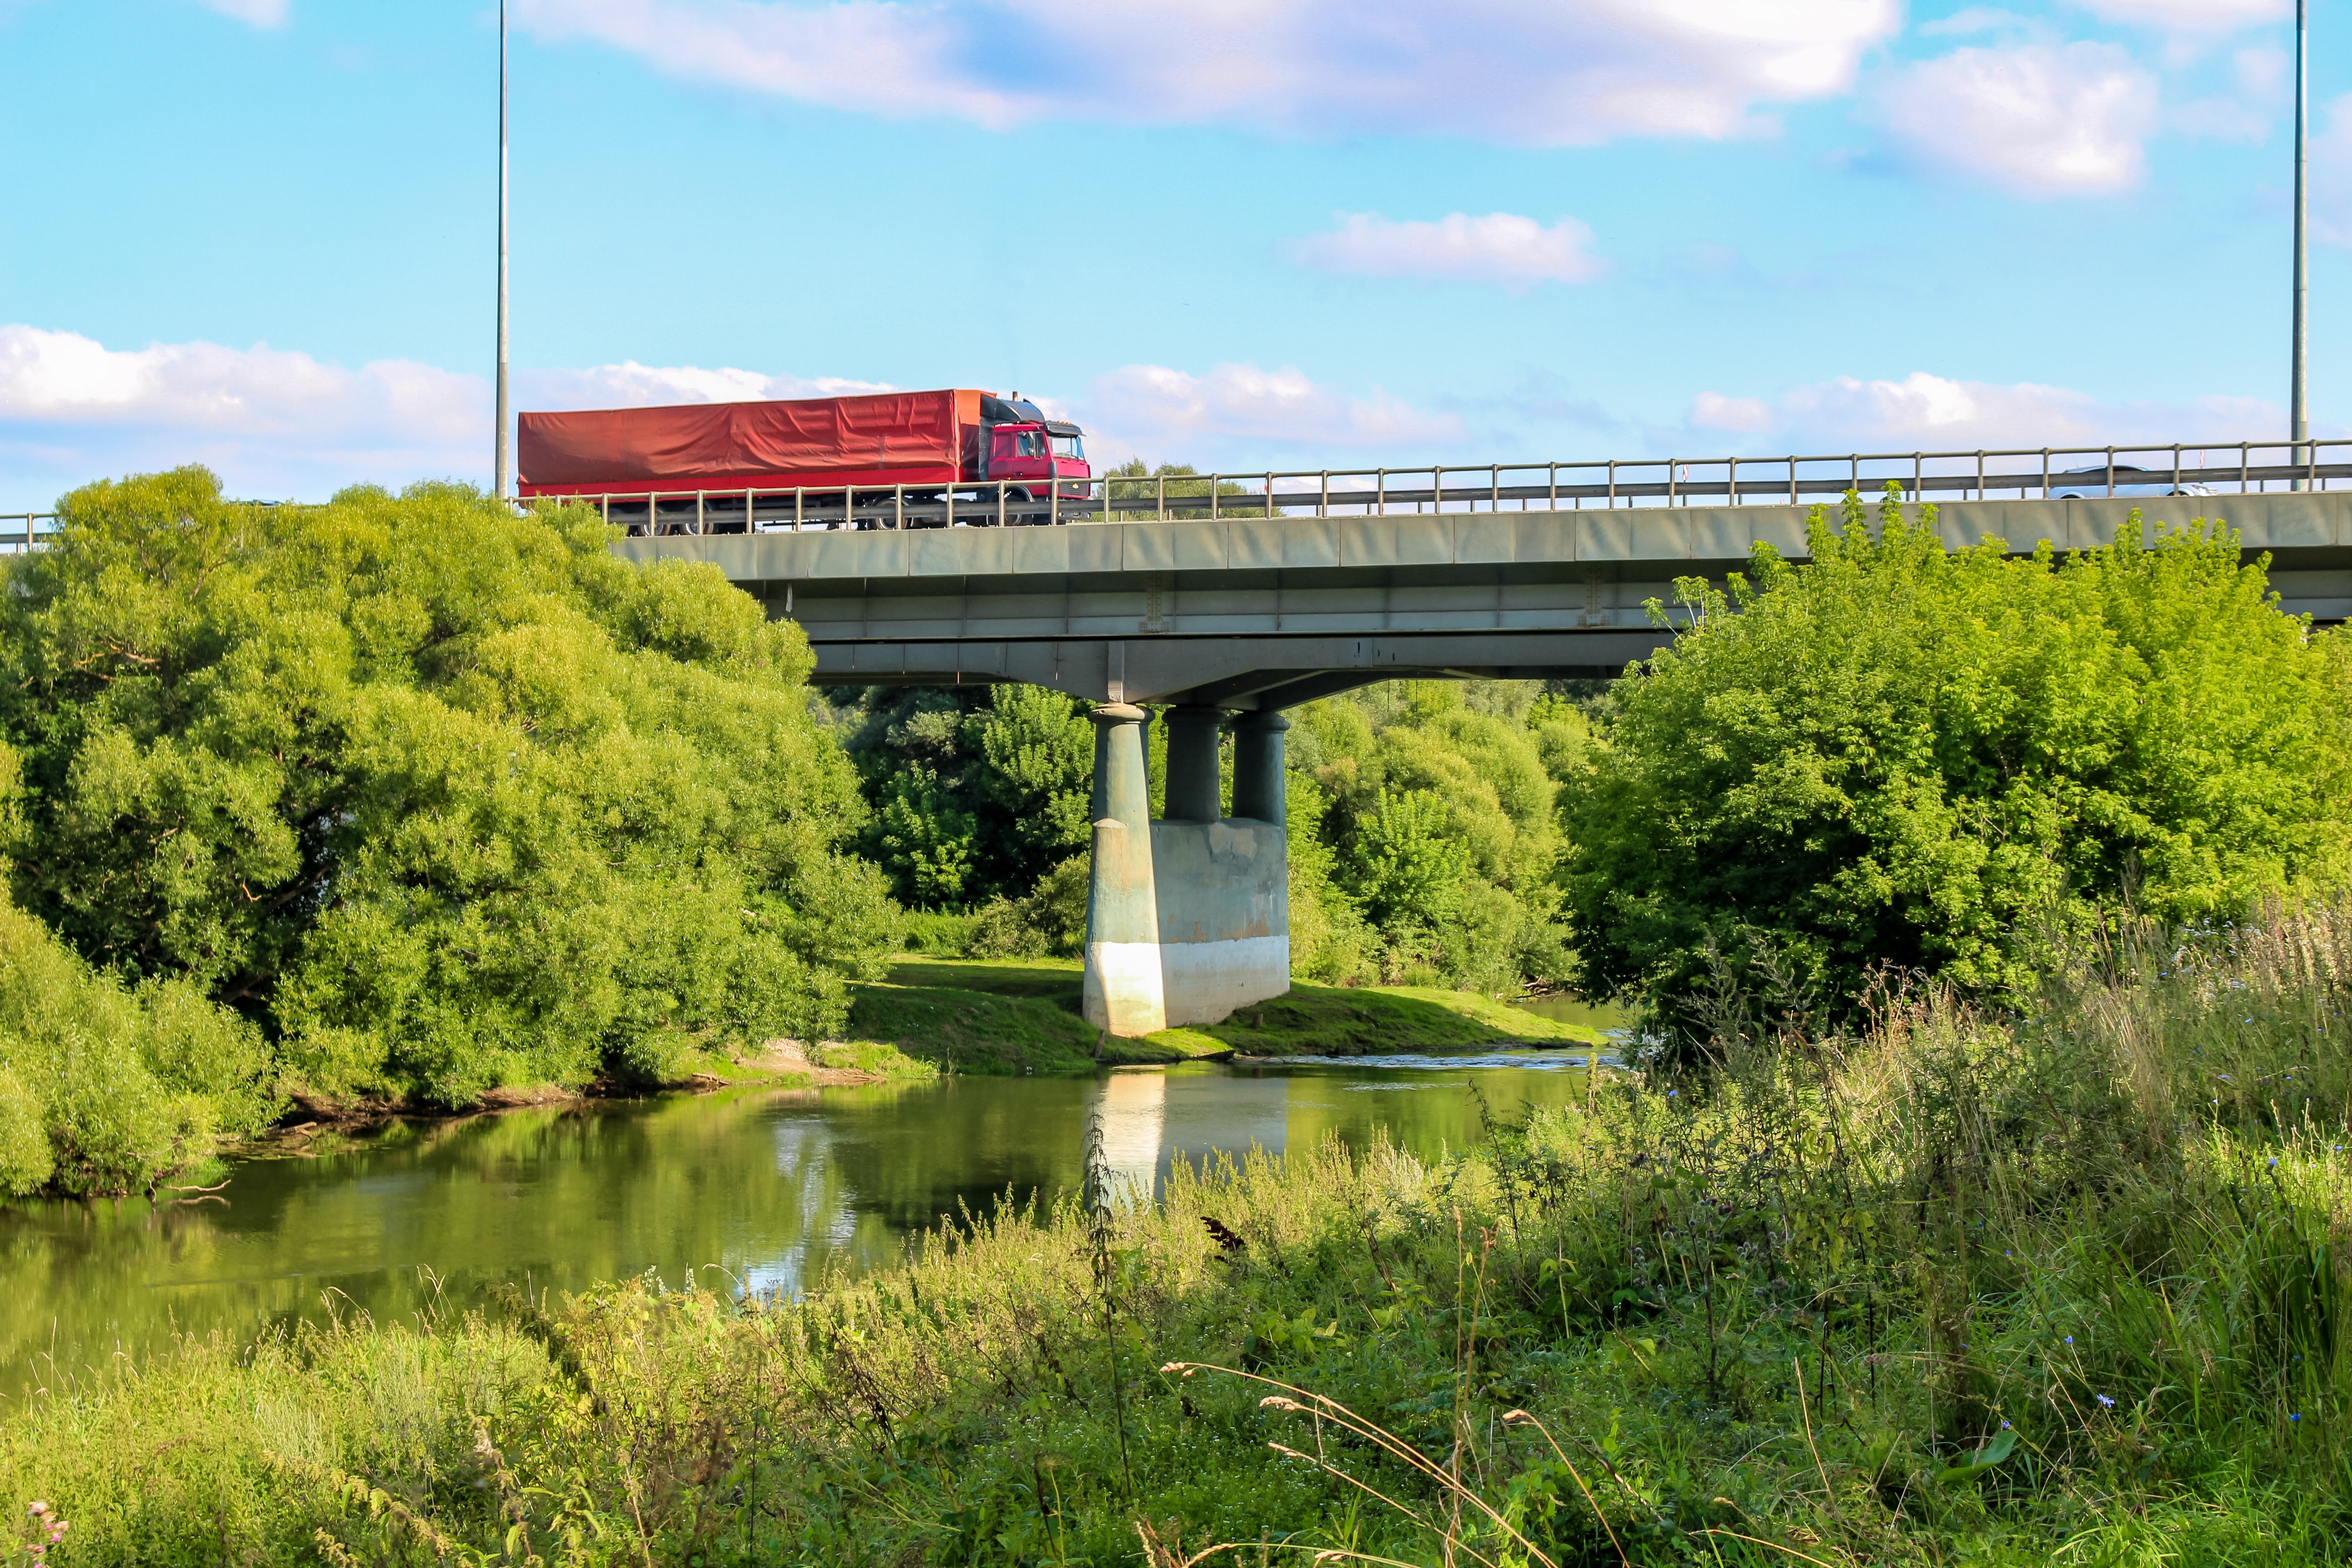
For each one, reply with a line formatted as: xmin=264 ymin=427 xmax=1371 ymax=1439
xmin=188 ymin=0 xmax=289 ymax=26
xmin=1878 ymin=42 xmax=2158 ymax=195
xmin=0 ymin=326 xmax=1456 ymax=507
xmin=0 ymin=325 xmax=483 ymax=505
xmin=519 ymin=360 xmax=893 ymax=408
xmin=1080 ymin=363 xmax=1463 ymax=464
xmin=2067 ymin=0 xmax=2287 ymax=34
xmin=1686 ymin=369 xmax=2280 ymax=452
xmin=1283 ymin=212 xmax=1603 ymax=290
xmin=513 ymin=0 xmax=1899 ymax=145
xmin=1689 ymin=392 xmax=1772 ymax=433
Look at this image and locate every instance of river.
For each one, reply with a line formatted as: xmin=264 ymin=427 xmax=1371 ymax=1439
xmin=2 ymin=1000 xmax=1621 ymax=1396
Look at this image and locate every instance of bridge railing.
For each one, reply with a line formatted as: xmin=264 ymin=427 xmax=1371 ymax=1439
xmin=0 ymin=515 xmax=56 ymax=553
xmin=9 ymin=440 xmax=2346 ymax=547
xmin=564 ymin=437 xmax=2352 ymax=536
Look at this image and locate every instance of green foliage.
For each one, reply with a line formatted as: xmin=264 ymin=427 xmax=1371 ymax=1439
xmin=21 ymin=905 xmax=2352 ymax=1563
xmin=831 ymin=684 xmax=1095 ymax=912
xmin=0 ymin=872 xmax=274 ymax=1196
xmin=1291 ymin=679 xmax=1584 ymax=991
xmin=1569 ymin=487 xmax=2352 ymax=1023
xmin=1101 ymin=458 xmax=1274 ymax=519
xmin=0 ymin=469 xmax=892 ymax=1107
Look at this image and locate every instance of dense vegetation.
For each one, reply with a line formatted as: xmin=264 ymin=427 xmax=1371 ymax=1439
xmin=828 ymin=678 xmax=1593 ymax=993
xmin=10 ymin=903 xmax=2352 ymax=1564
xmin=0 ymin=470 xmax=894 ymax=1183
xmin=1570 ymin=489 xmax=2352 ymax=1027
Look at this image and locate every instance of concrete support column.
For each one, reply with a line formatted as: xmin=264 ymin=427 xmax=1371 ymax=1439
xmin=1082 ymin=704 xmax=1167 ymax=1036
xmin=1162 ymin=706 xmax=1225 ymax=823
xmin=1230 ymin=710 xmax=1289 ymax=824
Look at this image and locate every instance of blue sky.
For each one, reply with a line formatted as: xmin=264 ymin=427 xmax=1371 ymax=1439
xmin=0 ymin=0 xmax=2342 ymax=507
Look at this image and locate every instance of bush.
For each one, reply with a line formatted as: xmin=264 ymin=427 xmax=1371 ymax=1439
xmin=0 ymin=470 xmax=895 ymax=1107
xmin=1569 ymin=489 xmax=2352 ymax=1024
xmin=0 ymin=879 xmax=274 ymax=1195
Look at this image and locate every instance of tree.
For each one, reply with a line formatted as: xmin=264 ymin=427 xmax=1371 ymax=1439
xmin=969 ymin=683 xmax=1095 ymax=889
xmin=1566 ymin=489 xmax=2352 ymax=1021
xmin=0 ymin=469 xmax=895 ymax=1105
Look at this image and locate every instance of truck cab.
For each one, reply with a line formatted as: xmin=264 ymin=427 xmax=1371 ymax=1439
xmin=976 ymin=394 xmax=1089 ymax=501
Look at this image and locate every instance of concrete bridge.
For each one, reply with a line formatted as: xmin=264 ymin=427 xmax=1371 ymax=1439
xmin=617 ymin=483 xmax=2352 ymax=1037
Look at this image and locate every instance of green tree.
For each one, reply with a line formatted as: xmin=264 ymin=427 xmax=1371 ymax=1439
xmin=870 ymin=766 xmax=978 ymax=906
xmin=969 ymin=682 xmax=1095 ymax=889
xmin=0 ymin=468 xmax=894 ymax=1105
xmin=1566 ymin=488 xmax=2352 ymax=1020
xmin=1346 ymin=788 xmax=1473 ymax=928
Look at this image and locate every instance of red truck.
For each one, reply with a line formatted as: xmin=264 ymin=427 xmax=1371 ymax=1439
xmin=516 ymin=388 xmax=1091 ymax=531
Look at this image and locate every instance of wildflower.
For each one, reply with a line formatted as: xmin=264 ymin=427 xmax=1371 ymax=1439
xmin=2292 ymin=1413 xmax=2303 ymax=1422
xmin=2271 ymin=1157 xmax=2280 ymax=1168
xmin=2001 ymin=1420 xmax=2012 ymax=1429
xmin=2096 ymin=1395 xmax=2116 ymax=1409
xmin=2065 ymin=1336 xmax=2073 ymax=1345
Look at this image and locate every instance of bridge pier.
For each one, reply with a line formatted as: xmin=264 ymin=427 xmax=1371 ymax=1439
xmin=1081 ymin=704 xmax=1292 ymax=1037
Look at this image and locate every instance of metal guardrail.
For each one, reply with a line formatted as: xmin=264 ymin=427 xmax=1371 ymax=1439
xmin=0 ymin=515 xmax=55 ymax=552
xmin=7 ymin=441 xmax=2345 ymax=547
xmin=565 ymin=438 xmax=2352 ymax=535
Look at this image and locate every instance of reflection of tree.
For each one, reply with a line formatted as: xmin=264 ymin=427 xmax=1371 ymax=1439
xmin=0 ymin=1080 xmax=1106 ymax=1392
xmin=0 ymin=1068 xmax=1594 ymax=1391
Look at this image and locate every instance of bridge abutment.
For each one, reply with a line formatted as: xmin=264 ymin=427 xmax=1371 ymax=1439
xmin=1082 ymin=704 xmax=1292 ymax=1037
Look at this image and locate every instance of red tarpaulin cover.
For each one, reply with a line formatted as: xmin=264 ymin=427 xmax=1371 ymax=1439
xmin=518 ymin=388 xmax=982 ymax=494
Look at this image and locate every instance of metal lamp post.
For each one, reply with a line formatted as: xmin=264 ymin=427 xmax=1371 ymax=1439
xmin=494 ymin=0 xmax=511 ymax=501
xmin=2294 ymin=0 xmax=2310 ymax=487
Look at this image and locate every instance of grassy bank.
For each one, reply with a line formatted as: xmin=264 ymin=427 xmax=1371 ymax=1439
xmin=14 ymin=906 xmax=2352 ymax=1563
xmin=850 ymin=957 xmax=1608 ymax=1074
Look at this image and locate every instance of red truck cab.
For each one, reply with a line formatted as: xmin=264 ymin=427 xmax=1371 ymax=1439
xmin=976 ymin=395 xmax=1089 ymax=500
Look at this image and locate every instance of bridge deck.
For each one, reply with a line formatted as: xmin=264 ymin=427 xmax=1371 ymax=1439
xmin=614 ymin=492 xmax=2352 ymax=708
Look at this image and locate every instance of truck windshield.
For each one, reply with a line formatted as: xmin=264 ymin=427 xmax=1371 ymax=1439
xmin=1051 ymin=433 xmax=1084 ymax=460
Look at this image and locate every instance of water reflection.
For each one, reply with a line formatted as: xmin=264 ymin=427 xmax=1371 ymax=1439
xmin=2 ymin=1053 xmax=1601 ymax=1395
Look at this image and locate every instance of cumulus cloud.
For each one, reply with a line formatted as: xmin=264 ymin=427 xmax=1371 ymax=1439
xmin=1079 ymin=363 xmax=1463 ymax=464
xmin=1283 ymin=213 xmax=1603 ymax=290
xmin=513 ymin=0 xmax=1898 ymax=145
xmin=519 ymin=360 xmax=894 ymax=408
xmin=188 ymin=0 xmax=289 ymax=25
xmin=1686 ymin=369 xmax=2279 ymax=453
xmin=2067 ymin=0 xmax=2287 ymax=33
xmin=0 ymin=326 xmax=1456 ymax=506
xmin=1877 ymin=41 xmax=2159 ymax=195
xmin=0 ymin=325 xmax=483 ymax=505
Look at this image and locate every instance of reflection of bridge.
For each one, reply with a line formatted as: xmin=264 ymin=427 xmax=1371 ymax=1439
xmin=616 ymin=469 xmax=2352 ymax=1038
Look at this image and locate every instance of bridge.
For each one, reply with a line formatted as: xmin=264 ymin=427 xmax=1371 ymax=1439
xmin=602 ymin=438 xmax=2352 ymax=1036
xmin=15 ymin=441 xmax=2349 ymax=1036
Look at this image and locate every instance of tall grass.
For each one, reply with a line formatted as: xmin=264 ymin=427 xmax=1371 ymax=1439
xmin=11 ymin=903 xmax=2352 ymax=1563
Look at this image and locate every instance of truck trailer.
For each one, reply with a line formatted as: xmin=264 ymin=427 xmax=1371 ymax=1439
xmin=515 ymin=388 xmax=1090 ymax=531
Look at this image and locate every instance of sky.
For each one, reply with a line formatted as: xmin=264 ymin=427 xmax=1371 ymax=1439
xmin=0 ymin=0 xmax=2344 ymax=508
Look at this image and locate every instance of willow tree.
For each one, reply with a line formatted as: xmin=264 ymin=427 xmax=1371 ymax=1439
xmin=0 ymin=469 xmax=894 ymax=1105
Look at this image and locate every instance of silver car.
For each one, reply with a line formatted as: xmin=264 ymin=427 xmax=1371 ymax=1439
xmin=2050 ymin=464 xmax=2216 ymax=499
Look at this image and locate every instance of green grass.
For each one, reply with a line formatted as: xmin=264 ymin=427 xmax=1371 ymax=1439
xmin=851 ymin=961 xmax=1196 ymax=1074
xmin=1178 ymin=980 xmax=1610 ymax=1055
xmin=863 ymin=957 xmax=1612 ymax=1068
xmin=16 ymin=903 xmax=2352 ymax=1564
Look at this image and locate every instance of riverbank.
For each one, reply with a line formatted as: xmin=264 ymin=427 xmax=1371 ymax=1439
xmin=10 ymin=906 xmax=2350 ymax=1565
xmin=849 ymin=956 xmax=1614 ymax=1075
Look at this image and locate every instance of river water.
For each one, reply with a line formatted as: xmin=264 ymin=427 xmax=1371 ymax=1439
xmin=2 ymin=1004 xmax=1621 ymax=1394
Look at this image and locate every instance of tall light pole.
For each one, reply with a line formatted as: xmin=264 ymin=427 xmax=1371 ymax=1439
xmin=2294 ymin=0 xmax=2310 ymax=486
xmin=495 ymin=0 xmax=512 ymax=500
